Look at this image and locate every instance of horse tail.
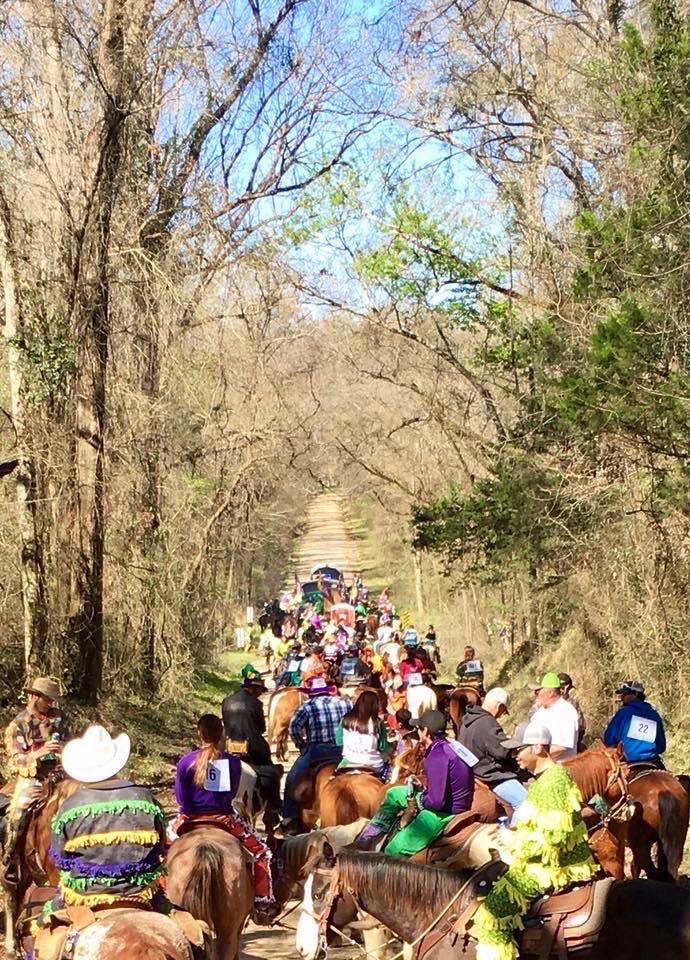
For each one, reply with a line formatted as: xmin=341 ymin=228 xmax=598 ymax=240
xmin=267 ymin=689 xmax=281 ymax=742
xmin=335 ymin=783 xmax=361 ymax=826
xmin=180 ymin=840 xmax=229 ymax=938
xmin=656 ymin=788 xmax=686 ymax=881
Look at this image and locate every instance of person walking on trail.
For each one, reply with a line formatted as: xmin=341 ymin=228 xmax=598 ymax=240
xmin=603 ymin=680 xmax=666 ymax=767
xmin=529 ymin=672 xmax=579 ymax=761
xmin=222 ymin=675 xmax=282 ymax=820
xmin=558 ymin=672 xmax=586 ymax=750
xmin=51 ymin=724 xmax=166 ymax=910
xmin=458 ymin=688 xmax=527 ymax=820
xmin=354 ymin=710 xmax=474 ymax=857
xmin=2 ymin=676 xmax=69 ymax=881
xmin=174 ymin=714 xmax=278 ymax=921
xmin=280 ymin=676 xmax=351 ymax=833
xmin=456 ymin=645 xmax=484 ymax=689
xmin=471 ymin=721 xmax=597 ymax=960
xmin=336 ymin=690 xmax=391 ymax=777
xmin=405 ymin=671 xmax=437 ymax=720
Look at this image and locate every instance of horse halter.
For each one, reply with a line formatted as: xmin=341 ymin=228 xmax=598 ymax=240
xmin=603 ymin=751 xmax=630 ymax=798
xmin=312 ymin=866 xmax=342 ymax=932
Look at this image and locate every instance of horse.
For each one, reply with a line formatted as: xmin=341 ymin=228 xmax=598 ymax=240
xmin=267 ymin=686 xmax=305 ymax=761
xmin=565 ymin=744 xmax=690 ymax=881
xmin=166 ymin=826 xmax=253 ymax=960
xmin=233 ymin=760 xmax=279 ymax=839
xmin=2 ymin=777 xmax=81 ymax=958
xmin=446 ymin=685 xmax=483 ymax=735
xmin=298 ymin=848 xmax=690 ymax=960
xmin=317 ymin=771 xmax=388 ymax=828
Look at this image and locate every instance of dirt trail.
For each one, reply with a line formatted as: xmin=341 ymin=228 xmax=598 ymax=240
xmin=243 ymin=493 xmax=363 ymax=960
xmin=290 ymin=493 xmax=360 ymax=583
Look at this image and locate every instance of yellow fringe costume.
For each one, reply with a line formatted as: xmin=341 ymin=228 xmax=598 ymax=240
xmin=472 ymin=764 xmax=598 ymax=960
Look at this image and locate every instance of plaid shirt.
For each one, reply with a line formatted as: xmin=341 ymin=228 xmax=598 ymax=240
xmin=4 ymin=708 xmax=69 ymax=778
xmin=289 ymin=695 xmax=351 ymax=750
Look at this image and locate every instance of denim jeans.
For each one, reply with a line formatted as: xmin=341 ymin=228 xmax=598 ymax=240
xmin=282 ymin=743 xmax=342 ymax=819
xmin=492 ymin=778 xmax=528 ymax=823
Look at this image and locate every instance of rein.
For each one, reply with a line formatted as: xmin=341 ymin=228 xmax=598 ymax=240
xmin=314 ymin=862 xmax=479 ymax=960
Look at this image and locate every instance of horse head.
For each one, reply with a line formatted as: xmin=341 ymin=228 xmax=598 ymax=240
xmin=389 ymin=741 xmax=425 ymax=785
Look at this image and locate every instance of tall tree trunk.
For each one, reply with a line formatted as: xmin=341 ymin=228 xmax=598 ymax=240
xmin=0 ymin=190 xmax=48 ymax=673
xmin=69 ymin=0 xmax=129 ymax=702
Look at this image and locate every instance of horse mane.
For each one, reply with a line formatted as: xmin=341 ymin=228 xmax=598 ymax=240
xmin=564 ymin=745 xmax=617 ymax=803
xmin=337 ymin=851 xmax=466 ymax=926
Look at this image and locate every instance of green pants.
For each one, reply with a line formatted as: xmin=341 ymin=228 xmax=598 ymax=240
xmin=372 ymin=785 xmax=454 ymax=857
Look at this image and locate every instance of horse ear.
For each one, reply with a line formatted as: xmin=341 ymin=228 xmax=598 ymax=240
xmin=615 ymin=742 xmax=625 ymax=759
xmin=322 ymin=840 xmax=336 ymax=864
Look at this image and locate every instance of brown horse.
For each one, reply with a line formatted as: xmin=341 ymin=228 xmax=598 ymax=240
xmin=166 ymin=826 xmax=253 ymax=960
xmin=565 ymin=744 xmax=690 ymax=881
xmin=446 ymin=685 xmax=483 ymax=735
xmin=2 ymin=777 xmax=81 ymax=958
xmin=318 ymin=771 xmax=388 ymax=828
xmin=267 ymin=687 xmax=305 ymax=761
xmin=301 ymin=850 xmax=690 ymax=960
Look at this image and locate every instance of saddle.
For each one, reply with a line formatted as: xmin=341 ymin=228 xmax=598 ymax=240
xmin=416 ymin=875 xmax=614 ymax=960
xmin=519 ymin=878 xmax=615 ymax=958
xmin=334 ymin=765 xmax=384 ymax=778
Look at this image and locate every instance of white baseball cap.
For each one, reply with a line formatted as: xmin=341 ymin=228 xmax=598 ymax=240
xmin=484 ymin=687 xmax=509 ymax=709
xmin=501 ymin=721 xmax=551 ymax=751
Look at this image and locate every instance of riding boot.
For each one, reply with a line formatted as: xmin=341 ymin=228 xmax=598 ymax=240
xmin=1 ymin=811 xmax=27 ymax=886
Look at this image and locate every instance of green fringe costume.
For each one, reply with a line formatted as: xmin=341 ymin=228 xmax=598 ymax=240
xmin=472 ymin=764 xmax=598 ymax=960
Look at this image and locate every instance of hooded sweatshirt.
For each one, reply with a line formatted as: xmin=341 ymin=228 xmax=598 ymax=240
xmin=458 ymin=705 xmax=519 ymax=786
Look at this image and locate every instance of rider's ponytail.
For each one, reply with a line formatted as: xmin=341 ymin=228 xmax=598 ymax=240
xmin=193 ymin=714 xmax=224 ymax=788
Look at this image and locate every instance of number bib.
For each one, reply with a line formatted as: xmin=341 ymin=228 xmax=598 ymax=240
xmin=449 ymin=740 xmax=480 ymax=767
xmin=204 ymin=758 xmax=231 ymax=792
xmin=464 ymin=659 xmax=483 ymax=674
xmin=628 ymin=715 xmax=658 ymax=744
xmin=288 ymin=660 xmax=301 ymax=672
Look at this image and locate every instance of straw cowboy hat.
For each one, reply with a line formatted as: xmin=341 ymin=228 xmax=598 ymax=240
xmin=26 ymin=676 xmax=62 ymax=702
xmin=62 ymin=725 xmax=131 ymax=783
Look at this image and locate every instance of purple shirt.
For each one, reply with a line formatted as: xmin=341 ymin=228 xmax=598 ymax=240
xmin=175 ymin=749 xmax=242 ymax=817
xmin=421 ymin=739 xmax=474 ymax=815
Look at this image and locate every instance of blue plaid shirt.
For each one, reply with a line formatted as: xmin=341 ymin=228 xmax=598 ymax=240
xmin=289 ymin=695 xmax=351 ymax=750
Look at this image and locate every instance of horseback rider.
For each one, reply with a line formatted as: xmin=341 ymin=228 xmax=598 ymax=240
xmin=472 ymin=721 xmax=598 ymax=960
xmin=455 ymin=645 xmax=484 ymax=690
xmin=603 ymin=680 xmax=666 ymax=767
xmin=51 ymin=724 xmax=165 ymax=909
xmin=336 ymin=690 xmax=391 ymax=777
xmin=175 ymin=714 xmax=278 ymax=922
xmin=458 ymin=687 xmax=527 ymax=820
xmin=2 ymin=676 xmax=69 ymax=881
xmin=280 ymin=676 xmax=351 ymax=834
xmin=529 ymin=672 xmax=579 ymax=760
xmin=338 ymin=644 xmax=371 ymax=686
xmin=274 ymin=642 xmax=304 ymax=688
xmin=221 ymin=674 xmax=282 ymax=822
xmin=354 ymin=709 xmax=474 ymax=857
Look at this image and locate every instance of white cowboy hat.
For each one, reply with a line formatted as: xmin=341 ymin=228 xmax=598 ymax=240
xmin=62 ymin=724 xmax=131 ymax=783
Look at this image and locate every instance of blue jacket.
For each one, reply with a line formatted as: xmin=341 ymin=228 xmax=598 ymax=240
xmin=603 ymin=700 xmax=666 ymax=762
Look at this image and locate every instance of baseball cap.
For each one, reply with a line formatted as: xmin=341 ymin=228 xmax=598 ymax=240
xmin=501 ymin=721 xmax=551 ymax=751
xmin=529 ymin=671 xmax=562 ymax=691
xmin=615 ymin=680 xmax=645 ymax=695
xmin=483 ymin=687 xmax=509 ymax=709
xmin=412 ymin=710 xmax=447 ymax=735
